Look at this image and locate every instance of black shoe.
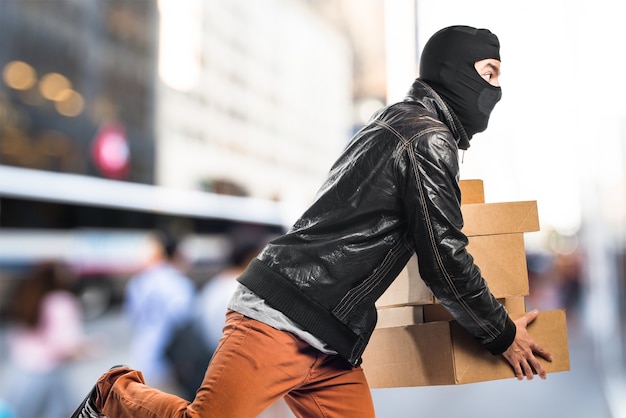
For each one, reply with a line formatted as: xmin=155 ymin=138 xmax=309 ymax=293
xmin=70 ymin=385 xmax=103 ymax=418
xmin=70 ymin=365 xmax=127 ymax=418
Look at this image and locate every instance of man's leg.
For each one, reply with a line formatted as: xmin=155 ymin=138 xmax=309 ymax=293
xmin=95 ymin=310 xmax=334 ymax=417
xmin=188 ymin=311 xmax=325 ymax=417
xmin=284 ymin=353 xmax=376 ymax=418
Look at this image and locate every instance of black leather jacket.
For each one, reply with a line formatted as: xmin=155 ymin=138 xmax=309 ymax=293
xmin=239 ymin=79 xmax=516 ymax=367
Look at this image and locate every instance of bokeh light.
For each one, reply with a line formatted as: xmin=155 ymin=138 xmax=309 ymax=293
xmin=2 ymin=61 xmax=37 ymax=91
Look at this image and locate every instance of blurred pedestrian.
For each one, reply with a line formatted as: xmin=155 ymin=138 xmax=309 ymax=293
xmin=73 ymin=25 xmax=552 ymax=418
xmin=1 ymin=261 xmax=92 ymax=418
xmin=196 ymin=238 xmax=263 ymax=355
xmin=555 ymin=249 xmax=583 ymax=315
xmin=195 ymin=232 xmax=292 ymax=417
xmin=123 ymin=231 xmax=195 ymax=396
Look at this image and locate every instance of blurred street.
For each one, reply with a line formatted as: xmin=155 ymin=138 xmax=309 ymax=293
xmin=2 ymin=1 xmax=626 ymax=418
xmin=0 ymin=307 xmax=613 ymax=418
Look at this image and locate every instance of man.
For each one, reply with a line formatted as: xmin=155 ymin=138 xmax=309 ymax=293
xmin=72 ymin=25 xmax=553 ymax=418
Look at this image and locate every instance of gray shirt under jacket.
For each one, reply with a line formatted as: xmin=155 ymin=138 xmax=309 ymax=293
xmin=228 ymin=283 xmax=338 ymax=355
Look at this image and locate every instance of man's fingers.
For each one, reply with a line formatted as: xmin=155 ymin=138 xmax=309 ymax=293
xmin=531 ymin=357 xmax=547 ymax=380
xmin=533 ymin=343 xmax=553 ymax=362
xmin=523 ymin=309 xmax=539 ymax=325
xmin=505 ymin=310 xmax=554 ymax=381
xmin=521 ymin=359 xmax=534 ymax=380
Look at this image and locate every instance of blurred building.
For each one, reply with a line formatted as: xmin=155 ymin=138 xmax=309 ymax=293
xmin=0 ymin=0 xmax=361 ymax=222
xmin=155 ymin=0 xmax=353 ymax=207
xmin=0 ymin=0 xmax=158 ymax=183
xmin=0 ymin=0 xmax=159 ymax=230
xmin=0 ymin=0 xmax=369 ymax=313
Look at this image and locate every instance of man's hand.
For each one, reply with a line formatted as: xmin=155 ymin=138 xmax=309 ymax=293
xmin=502 ymin=309 xmax=553 ymax=380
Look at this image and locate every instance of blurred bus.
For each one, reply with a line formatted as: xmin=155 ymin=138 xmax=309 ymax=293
xmin=0 ymin=165 xmax=285 ymax=319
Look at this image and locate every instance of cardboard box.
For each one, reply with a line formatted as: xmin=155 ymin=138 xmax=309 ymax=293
xmin=422 ymin=297 xmax=527 ymax=323
xmin=466 ymin=233 xmax=530 ymax=298
xmin=462 ymin=201 xmax=540 ymax=237
xmin=376 ymin=298 xmax=526 ymax=329
xmin=376 ymin=233 xmax=529 ymax=308
xmin=376 ymin=253 xmax=433 ymax=308
xmin=377 ymin=305 xmax=424 ymax=328
xmin=362 ymin=309 xmax=569 ymax=387
xmin=459 ymin=179 xmax=485 ymax=204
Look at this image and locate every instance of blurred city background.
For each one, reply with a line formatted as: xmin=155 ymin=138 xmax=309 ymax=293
xmin=0 ymin=0 xmax=625 ymax=417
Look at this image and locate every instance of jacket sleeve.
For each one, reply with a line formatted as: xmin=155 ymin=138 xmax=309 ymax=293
xmin=401 ymin=130 xmax=516 ymax=355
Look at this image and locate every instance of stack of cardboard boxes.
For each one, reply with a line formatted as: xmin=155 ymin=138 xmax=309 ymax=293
xmin=361 ymin=179 xmax=570 ymax=387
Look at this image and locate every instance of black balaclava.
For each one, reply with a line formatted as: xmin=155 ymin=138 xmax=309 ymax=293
xmin=419 ymin=25 xmax=502 ymax=139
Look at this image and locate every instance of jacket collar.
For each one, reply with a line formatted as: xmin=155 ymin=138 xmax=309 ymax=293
xmin=404 ymin=79 xmax=471 ymax=150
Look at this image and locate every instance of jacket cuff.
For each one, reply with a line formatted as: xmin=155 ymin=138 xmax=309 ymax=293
xmin=484 ymin=316 xmax=516 ymax=355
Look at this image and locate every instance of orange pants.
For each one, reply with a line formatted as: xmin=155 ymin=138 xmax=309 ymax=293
xmin=97 ymin=310 xmax=376 ymax=417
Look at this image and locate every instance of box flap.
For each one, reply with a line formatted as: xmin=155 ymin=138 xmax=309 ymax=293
xmin=459 ymin=179 xmax=485 ymax=204
xmin=376 ymin=253 xmax=434 ymax=308
xmin=462 ymin=201 xmax=540 ymax=236
xmin=376 ymin=305 xmax=424 ymax=328
xmin=467 ymin=233 xmax=530 ymax=297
